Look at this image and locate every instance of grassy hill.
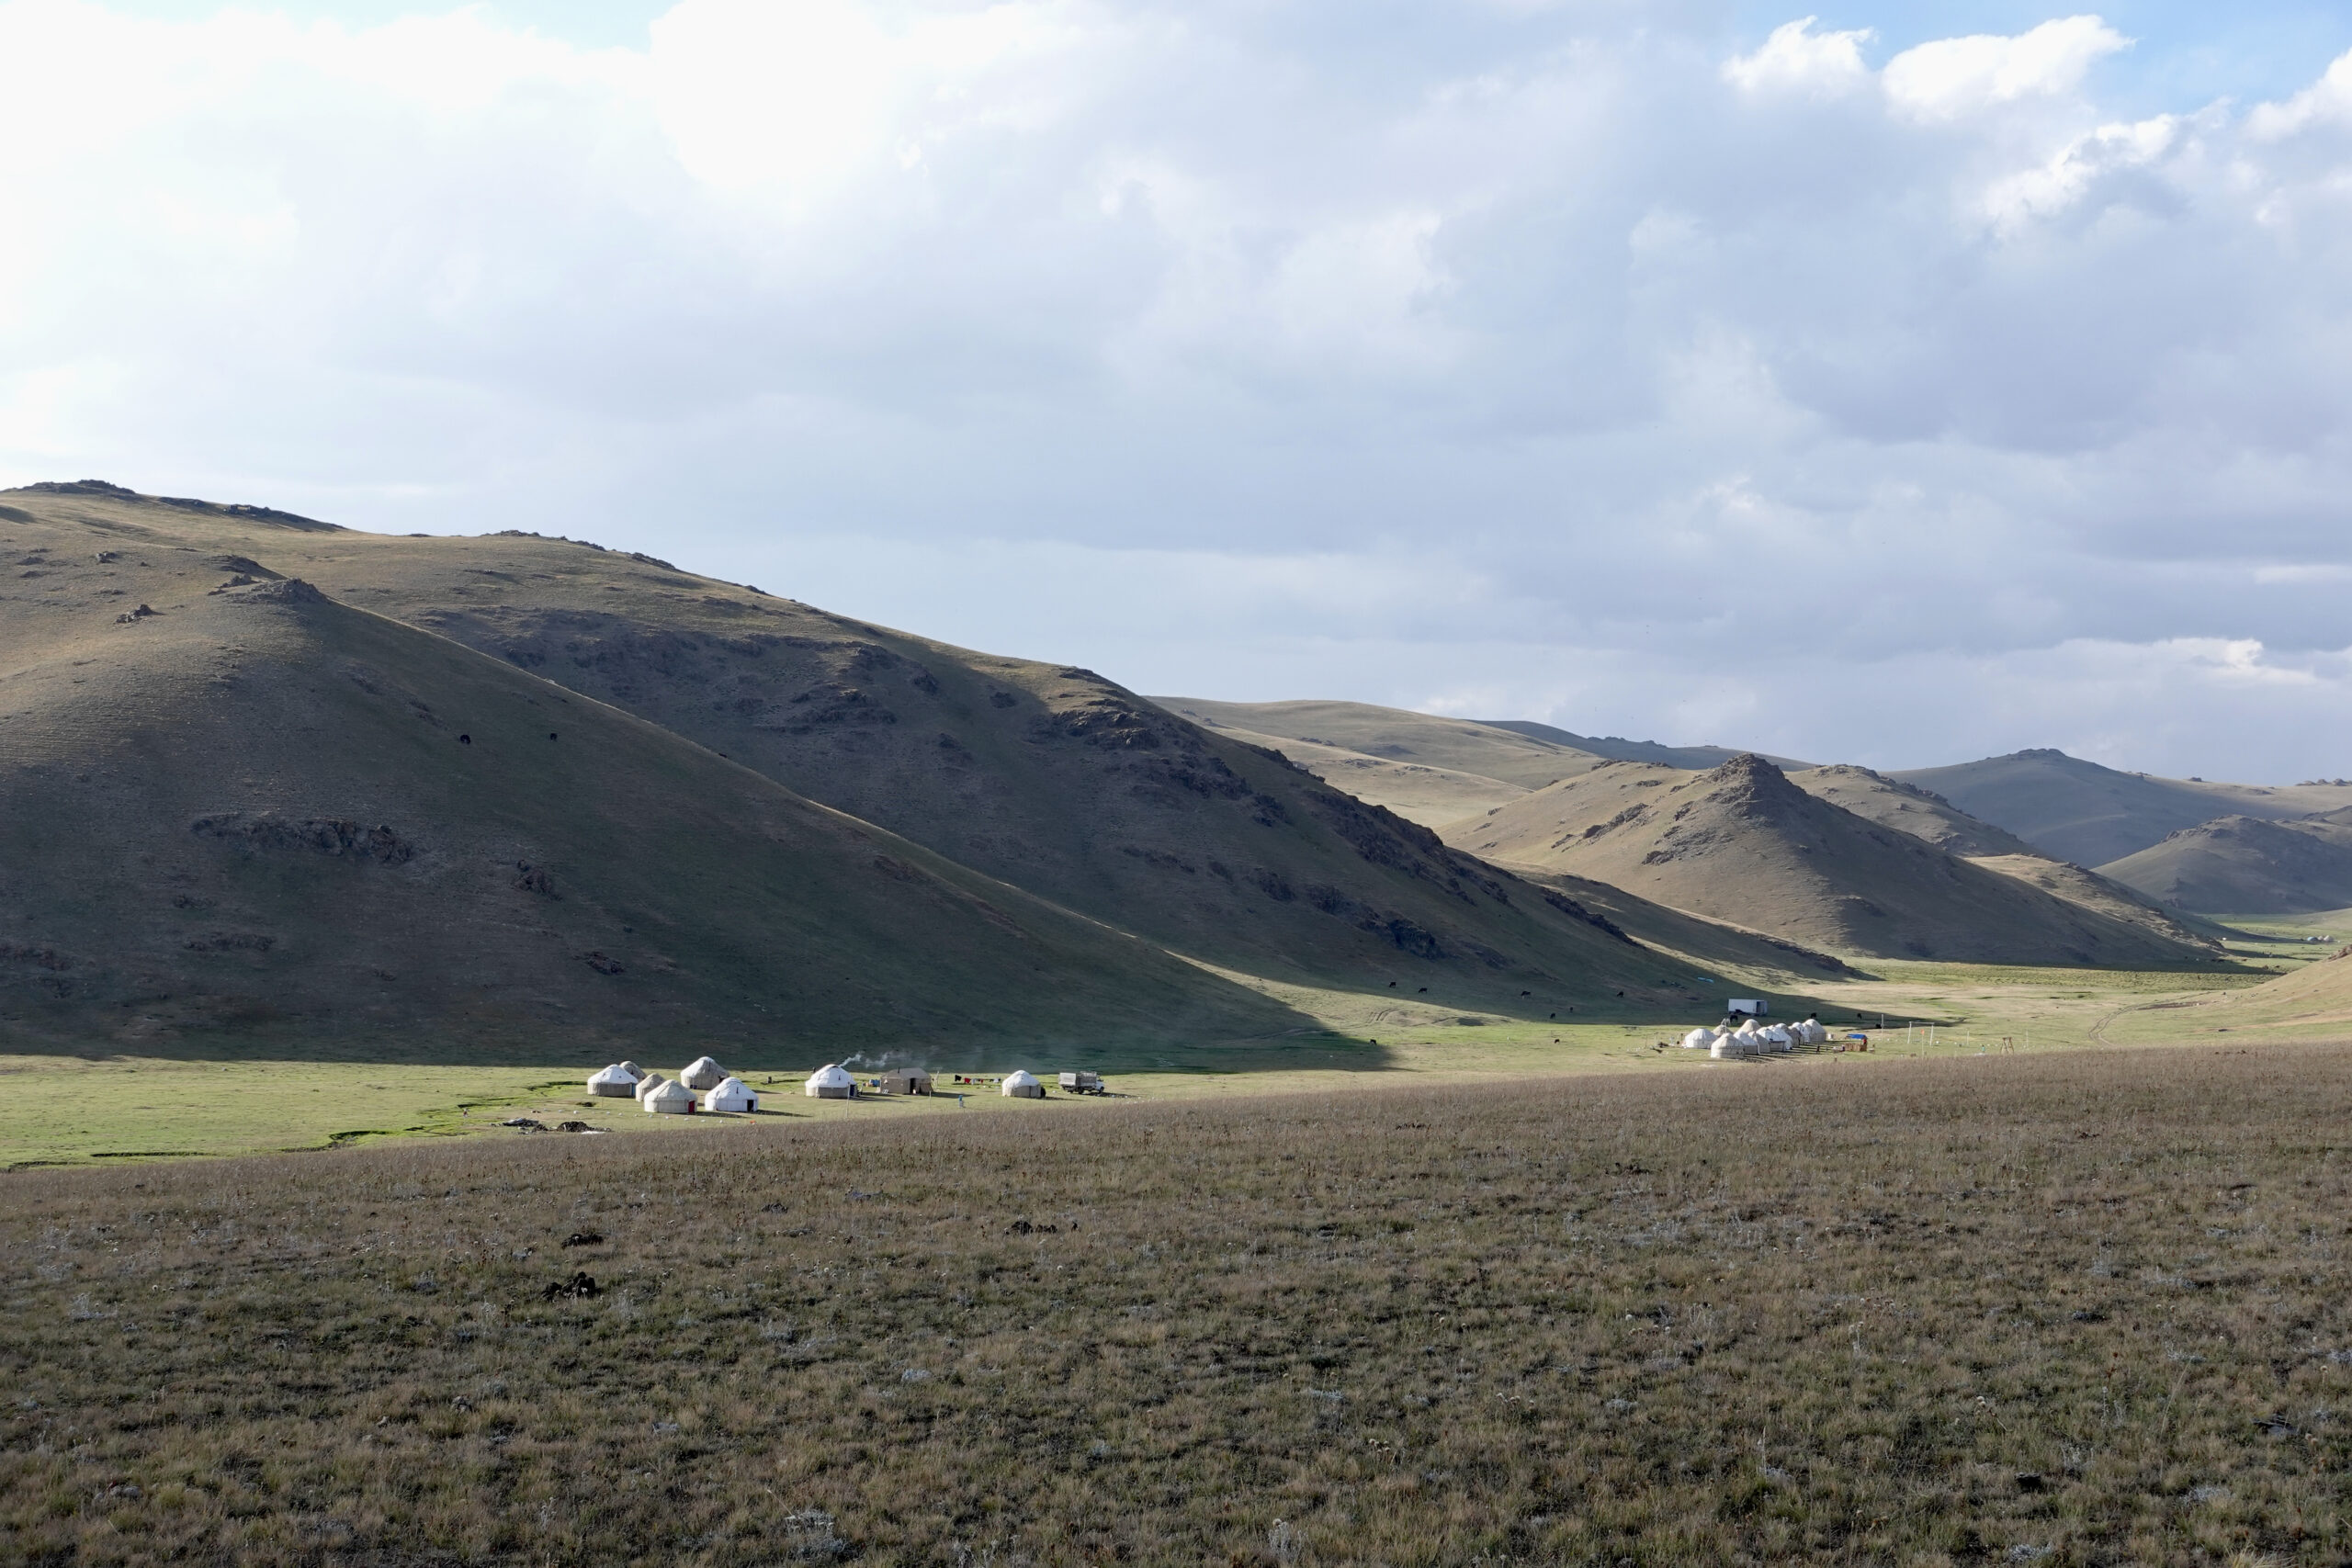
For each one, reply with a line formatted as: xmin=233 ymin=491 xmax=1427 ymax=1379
xmin=1500 ymin=867 xmax=1856 ymax=985
xmin=1159 ymin=702 xmax=2226 ymax=953
xmin=1786 ymin=766 xmax=2224 ymax=953
xmin=1442 ymin=755 xmax=2222 ymax=967
xmin=1478 ymin=717 xmax=1811 ymax=772
xmin=1 ymin=484 xmax=1701 ymax=1042
xmin=1891 ymin=749 xmax=2352 ymax=866
xmin=1788 ymin=764 xmax=2039 ymax=857
xmin=2097 ymin=812 xmax=2352 ymax=914
xmin=0 ymin=500 xmax=1355 ymax=1065
xmin=1157 ymin=696 xmax=1611 ymax=790
xmin=1154 ymin=715 xmax=1530 ymax=827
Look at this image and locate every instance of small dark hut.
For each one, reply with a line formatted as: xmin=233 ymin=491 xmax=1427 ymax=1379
xmin=877 ymin=1069 xmax=933 ymax=1096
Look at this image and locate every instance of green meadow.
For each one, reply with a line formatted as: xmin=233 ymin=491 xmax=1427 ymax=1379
xmin=5 ymin=957 xmax=2320 ymax=1169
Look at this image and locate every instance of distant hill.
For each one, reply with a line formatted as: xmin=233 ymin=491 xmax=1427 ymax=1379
xmin=2097 ymin=813 xmax=2352 ymax=914
xmin=1961 ymin=854 xmax=2230 ymax=952
xmin=1156 ymin=698 xmax=1608 ymax=790
xmin=1503 ymin=868 xmax=1855 ymax=984
xmin=1441 ymin=755 xmax=2221 ymax=967
xmin=1 ymin=485 xmax=1701 ymax=1038
xmin=1891 ymin=750 xmax=2352 ymax=866
xmin=1788 ymin=765 xmax=2040 ymax=857
xmin=0 ymin=508 xmax=1329 ymax=1063
xmin=1478 ymin=719 xmax=1812 ymax=773
xmin=1784 ymin=766 xmax=2220 ymax=952
xmin=1154 ymin=720 xmax=1529 ymax=828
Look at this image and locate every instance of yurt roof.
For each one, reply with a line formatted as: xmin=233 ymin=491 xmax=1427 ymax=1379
xmin=684 ymin=1055 xmax=723 ymax=1074
xmin=644 ymin=1079 xmax=696 ymax=1105
xmin=709 ymin=1076 xmax=750 ymax=1095
xmin=805 ymin=1064 xmax=855 ymax=1089
xmin=588 ymin=1064 xmax=638 ymax=1086
xmin=1002 ymin=1069 xmax=1041 ymax=1088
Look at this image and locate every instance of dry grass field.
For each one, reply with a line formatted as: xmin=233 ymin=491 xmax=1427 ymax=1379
xmin=6 ymin=1044 xmax=2349 ymax=1566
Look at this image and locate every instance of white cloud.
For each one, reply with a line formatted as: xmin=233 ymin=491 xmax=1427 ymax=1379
xmin=2248 ymin=47 xmax=2352 ymax=141
xmin=3 ymin=2 xmax=2352 ymax=780
xmin=1722 ymin=17 xmax=1872 ymax=98
xmin=1980 ymin=114 xmax=2180 ymax=229
xmin=1882 ymin=15 xmax=2129 ymax=121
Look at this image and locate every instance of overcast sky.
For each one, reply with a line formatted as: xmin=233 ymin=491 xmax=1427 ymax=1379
xmin=6 ymin=0 xmax=2352 ymax=779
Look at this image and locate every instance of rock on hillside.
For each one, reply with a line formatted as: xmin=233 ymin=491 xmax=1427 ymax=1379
xmin=2098 ymin=813 xmax=2352 ymax=914
xmin=0 ymin=485 xmax=1697 ymax=1016
xmin=0 ymin=508 xmax=1332 ymax=1062
xmin=1442 ymin=754 xmax=2221 ymax=967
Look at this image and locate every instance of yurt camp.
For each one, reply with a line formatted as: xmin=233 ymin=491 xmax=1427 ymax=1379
xmin=587 ymin=1063 xmax=640 ymax=1098
xmin=805 ymin=1064 xmax=856 ymax=1100
xmin=642 ymin=1079 xmax=697 ymax=1115
xmin=1001 ymin=1069 xmax=1045 ymax=1100
xmin=702 ymin=1077 xmax=758 ymax=1113
xmin=680 ymin=1056 xmax=729 ymax=1091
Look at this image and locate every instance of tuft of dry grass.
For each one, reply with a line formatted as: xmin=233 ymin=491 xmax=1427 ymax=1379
xmin=4 ymin=1043 xmax=2349 ymax=1564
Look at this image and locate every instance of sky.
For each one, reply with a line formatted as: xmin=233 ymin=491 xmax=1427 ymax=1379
xmin=6 ymin=1 xmax=2352 ymax=780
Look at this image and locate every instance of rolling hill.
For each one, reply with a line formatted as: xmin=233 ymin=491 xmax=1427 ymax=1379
xmin=1891 ymin=750 xmax=2352 ymax=866
xmin=1784 ymin=766 xmax=2224 ymax=953
xmin=1158 ymin=702 xmax=2231 ymax=952
xmin=1478 ymin=719 xmax=1812 ymax=772
xmin=1 ymin=483 xmax=1701 ymax=1036
xmin=1440 ymin=755 xmax=2222 ymax=967
xmin=0 ymin=514 xmax=1348 ymax=1064
xmin=2096 ymin=812 xmax=2352 ymax=914
xmin=1155 ymin=716 xmax=1531 ymax=827
xmin=1157 ymin=697 xmax=1610 ymax=791
xmin=1787 ymin=765 xmax=2040 ymax=858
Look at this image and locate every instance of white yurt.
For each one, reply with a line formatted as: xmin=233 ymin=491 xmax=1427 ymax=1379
xmin=618 ymin=1060 xmax=642 ymax=1078
xmin=1001 ymin=1069 xmax=1045 ymax=1100
xmin=587 ymin=1063 xmax=640 ymax=1098
xmin=1761 ymin=1025 xmax=1792 ymax=1052
xmin=642 ymin=1079 xmax=697 ymax=1115
xmin=1711 ymin=1032 xmax=1748 ymax=1060
xmin=680 ymin=1055 xmax=729 ymax=1091
xmin=1681 ymin=1027 xmax=1718 ymax=1051
xmin=633 ymin=1071 xmax=668 ymax=1102
xmin=703 ymin=1076 xmax=758 ymax=1113
xmin=805 ymin=1064 xmax=856 ymax=1099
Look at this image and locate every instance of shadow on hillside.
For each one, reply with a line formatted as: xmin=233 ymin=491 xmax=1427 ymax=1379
xmin=0 ymin=972 xmax=1387 ymax=1076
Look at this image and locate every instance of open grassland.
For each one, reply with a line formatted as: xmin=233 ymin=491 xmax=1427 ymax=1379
xmin=1 ymin=959 xmax=2316 ymax=1168
xmin=2200 ymin=910 xmax=2350 ymax=972
xmin=6 ymin=1046 xmax=2351 ymax=1565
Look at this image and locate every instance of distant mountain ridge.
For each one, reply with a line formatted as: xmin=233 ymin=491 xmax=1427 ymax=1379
xmin=1476 ymin=719 xmax=1812 ymax=773
xmin=1892 ymin=749 xmax=2352 ymax=867
xmin=1442 ymin=754 xmax=2217 ymax=968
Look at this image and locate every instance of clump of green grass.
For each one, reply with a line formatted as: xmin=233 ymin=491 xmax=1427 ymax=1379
xmin=3 ymin=1045 xmax=2348 ymax=1564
